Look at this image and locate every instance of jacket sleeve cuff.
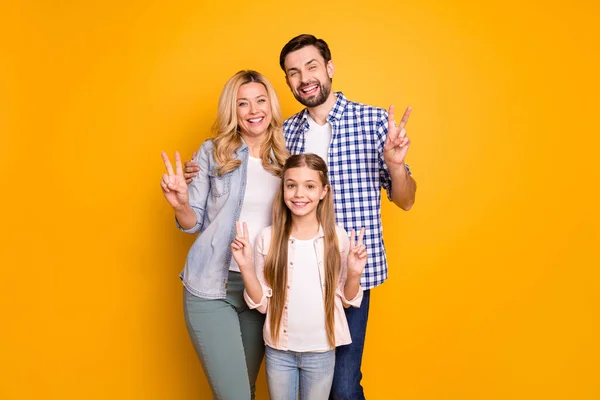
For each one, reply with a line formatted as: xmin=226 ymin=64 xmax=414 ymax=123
xmin=175 ymin=209 xmax=202 ymax=234
xmin=244 ymin=286 xmax=272 ymax=313
xmin=338 ymin=285 xmax=363 ymax=308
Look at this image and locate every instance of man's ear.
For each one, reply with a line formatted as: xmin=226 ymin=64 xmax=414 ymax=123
xmin=327 ymin=61 xmax=334 ymax=79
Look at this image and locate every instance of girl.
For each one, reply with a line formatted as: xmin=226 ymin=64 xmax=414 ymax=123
xmin=231 ymin=153 xmax=367 ymax=400
xmin=160 ymin=70 xmax=288 ymax=399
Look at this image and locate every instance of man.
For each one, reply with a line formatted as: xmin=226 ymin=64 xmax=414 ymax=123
xmin=280 ymin=34 xmax=416 ymax=400
xmin=185 ymin=35 xmax=416 ymax=399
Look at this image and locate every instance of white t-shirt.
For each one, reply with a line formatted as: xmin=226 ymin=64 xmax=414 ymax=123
xmin=230 ymin=157 xmax=280 ymax=272
xmin=304 ymin=113 xmax=332 ymax=165
xmin=287 ymin=238 xmax=330 ymax=352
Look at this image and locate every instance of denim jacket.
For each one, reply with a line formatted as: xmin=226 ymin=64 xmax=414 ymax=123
xmin=177 ymin=139 xmax=249 ymax=299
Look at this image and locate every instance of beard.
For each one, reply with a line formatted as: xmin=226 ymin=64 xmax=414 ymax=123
xmin=294 ymin=79 xmax=332 ymax=107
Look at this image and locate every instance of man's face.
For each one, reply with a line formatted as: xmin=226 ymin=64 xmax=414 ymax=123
xmin=283 ymin=45 xmax=334 ymax=108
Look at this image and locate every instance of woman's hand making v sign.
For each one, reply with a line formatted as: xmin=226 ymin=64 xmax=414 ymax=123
xmin=160 ymin=151 xmax=189 ymax=209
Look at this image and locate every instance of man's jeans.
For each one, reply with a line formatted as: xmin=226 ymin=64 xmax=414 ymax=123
xmin=266 ymin=345 xmax=335 ymax=400
xmin=330 ymin=289 xmax=371 ymax=400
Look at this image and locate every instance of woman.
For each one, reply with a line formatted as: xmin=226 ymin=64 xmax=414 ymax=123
xmin=160 ymin=70 xmax=288 ymax=399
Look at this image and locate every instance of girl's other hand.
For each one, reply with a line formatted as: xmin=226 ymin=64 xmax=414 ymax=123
xmin=347 ymin=228 xmax=367 ymax=277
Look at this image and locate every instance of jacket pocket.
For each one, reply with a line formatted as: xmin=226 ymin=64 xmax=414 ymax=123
xmin=208 ymin=167 xmax=231 ymax=197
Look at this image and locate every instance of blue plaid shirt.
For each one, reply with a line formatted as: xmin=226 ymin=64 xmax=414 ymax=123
xmin=284 ymin=92 xmax=411 ymax=290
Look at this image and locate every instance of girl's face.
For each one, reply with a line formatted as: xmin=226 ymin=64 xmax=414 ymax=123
xmin=236 ymin=82 xmax=272 ymax=140
xmin=283 ymin=166 xmax=328 ymax=219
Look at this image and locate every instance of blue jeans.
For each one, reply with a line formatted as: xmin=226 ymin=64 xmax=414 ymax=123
xmin=330 ymin=289 xmax=371 ymax=400
xmin=266 ymin=345 xmax=336 ymax=400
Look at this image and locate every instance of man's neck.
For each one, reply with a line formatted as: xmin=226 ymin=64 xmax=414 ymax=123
xmin=306 ymin=92 xmax=337 ymax=125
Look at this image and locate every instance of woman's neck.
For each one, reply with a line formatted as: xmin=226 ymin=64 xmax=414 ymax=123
xmin=240 ymin=134 xmax=265 ymax=158
xmin=290 ymin=215 xmax=320 ymax=240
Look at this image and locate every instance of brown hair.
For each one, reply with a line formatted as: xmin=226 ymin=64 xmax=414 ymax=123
xmin=279 ymin=34 xmax=332 ymax=73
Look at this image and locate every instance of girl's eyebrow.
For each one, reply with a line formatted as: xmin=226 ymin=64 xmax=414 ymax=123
xmin=285 ymin=178 xmax=317 ymax=183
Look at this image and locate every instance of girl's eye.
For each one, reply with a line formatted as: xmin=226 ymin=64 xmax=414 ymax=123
xmin=238 ymin=102 xmax=247 ymax=107
xmin=258 ymin=98 xmax=266 ymax=103
xmin=286 ymin=184 xmax=295 ymax=188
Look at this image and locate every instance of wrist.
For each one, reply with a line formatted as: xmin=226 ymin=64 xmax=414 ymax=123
xmin=346 ymin=270 xmax=362 ymax=280
xmin=173 ymin=202 xmax=190 ymax=213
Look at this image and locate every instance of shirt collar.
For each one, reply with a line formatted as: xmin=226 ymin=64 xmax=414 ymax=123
xmin=300 ymin=91 xmax=348 ymax=124
xmin=289 ymin=225 xmax=325 ymax=241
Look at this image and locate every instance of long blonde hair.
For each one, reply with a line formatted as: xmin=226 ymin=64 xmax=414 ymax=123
xmin=264 ymin=154 xmax=340 ymax=348
xmin=211 ymin=70 xmax=288 ymax=177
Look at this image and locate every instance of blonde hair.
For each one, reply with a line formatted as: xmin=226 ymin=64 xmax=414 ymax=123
xmin=264 ymin=154 xmax=340 ymax=348
xmin=211 ymin=70 xmax=288 ymax=177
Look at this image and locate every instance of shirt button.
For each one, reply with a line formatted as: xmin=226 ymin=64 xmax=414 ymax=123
xmin=290 ymin=262 xmax=294 ymax=265
xmin=284 ymin=330 xmax=287 ymax=333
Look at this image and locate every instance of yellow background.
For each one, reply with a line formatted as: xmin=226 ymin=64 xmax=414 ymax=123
xmin=1 ymin=0 xmax=599 ymax=399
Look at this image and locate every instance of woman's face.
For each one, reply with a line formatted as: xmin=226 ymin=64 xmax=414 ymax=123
xmin=236 ymin=82 xmax=272 ymax=140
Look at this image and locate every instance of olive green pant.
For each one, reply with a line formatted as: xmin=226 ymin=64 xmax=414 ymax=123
xmin=184 ymin=271 xmax=266 ymax=399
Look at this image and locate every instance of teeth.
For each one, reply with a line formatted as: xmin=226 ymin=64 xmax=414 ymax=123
xmin=301 ymin=85 xmax=318 ymax=93
xmin=248 ymin=117 xmax=263 ymax=123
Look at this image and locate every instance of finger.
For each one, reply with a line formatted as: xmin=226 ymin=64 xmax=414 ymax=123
xmin=237 ymin=238 xmax=251 ymax=247
xmin=184 ymin=161 xmax=200 ymax=171
xmin=358 ymin=245 xmax=367 ymax=256
xmin=161 ymin=152 xmax=175 ymax=176
xmin=184 ymin=172 xmax=197 ymax=180
xmin=160 ymin=181 xmax=170 ymax=192
xmin=243 ymin=222 xmax=249 ymax=240
xmin=398 ymin=107 xmax=412 ymax=130
xmin=175 ymin=151 xmax=183 ymax=176
xmin=388 ymin=105 xmax=395 ymax=127
xmin=387 ymin=106 xmax=399 ymax=143
xmin=357 ymin=228 xmax=365 ymax=247
xmin=186 ymin=177 xmax=193 ymax=184
xmin=350 ymin=229 xmax=356 ymax=248
xmin=191 ymin=151 xmax=197 ymax=160
xmin=399 ymin=128 xmax=407 ymax=139
xmin=235 ymin=221 xmax=242 ymax=237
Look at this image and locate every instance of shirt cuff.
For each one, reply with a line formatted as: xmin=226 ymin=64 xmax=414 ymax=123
xmin=339 ymin=285 xmax=363 ymax=308
xmin=244 ymin=286 xmax=272 ymax=312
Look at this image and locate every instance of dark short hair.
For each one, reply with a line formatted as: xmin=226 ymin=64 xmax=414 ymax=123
xmin=279 ymin=34 xmax=332 ymax=72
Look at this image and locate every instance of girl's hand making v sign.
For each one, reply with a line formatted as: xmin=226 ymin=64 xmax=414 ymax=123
xmin=347 ymin=228 xmax=367 ymax=277
xmin=231 ymin=221 xmax=253 ymax=271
